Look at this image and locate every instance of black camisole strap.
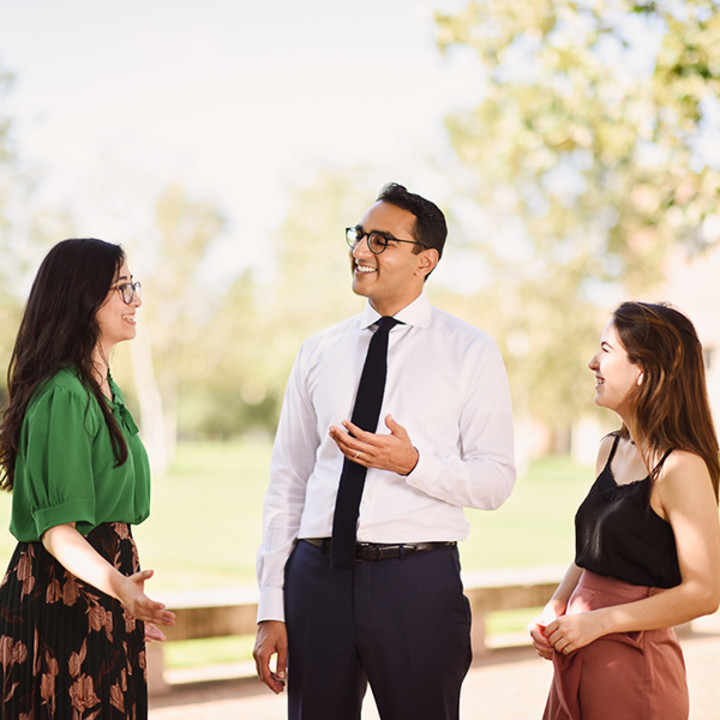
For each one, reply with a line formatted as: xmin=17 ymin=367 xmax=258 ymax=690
xmin=601 ymin=434 xmax=622 ymax=474
xmin=651 ymin=447 xmax=673 ymax=479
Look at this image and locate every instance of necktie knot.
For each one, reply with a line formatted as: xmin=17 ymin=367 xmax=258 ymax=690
xmin=375 ymin=316 xmax=400 ymax=334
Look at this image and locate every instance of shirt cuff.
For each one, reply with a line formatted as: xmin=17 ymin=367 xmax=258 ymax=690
xmin=404 ymin=450 xmax=444 ymax=496
xmin=32 ymin=498 xmax=95 ymax=538
xmin=257 ymin=587 xmax=286 ymax=624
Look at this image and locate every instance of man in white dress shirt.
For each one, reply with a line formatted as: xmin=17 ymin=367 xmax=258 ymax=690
xmin=253 ymin=183 xmax=516 ymax=720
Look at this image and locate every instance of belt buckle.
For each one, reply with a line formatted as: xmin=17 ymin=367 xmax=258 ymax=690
xmin=376 ymin=545 xmax=391 ymax=561
xmin=356 ymin=543 xmax=381 ymax=561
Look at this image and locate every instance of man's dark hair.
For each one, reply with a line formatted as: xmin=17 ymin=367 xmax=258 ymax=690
xmin=376 ymin=182 xmax=447 ymax=261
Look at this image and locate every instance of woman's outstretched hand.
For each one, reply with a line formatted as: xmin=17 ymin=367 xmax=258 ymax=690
xmin=114 ymin=569 xmax=176 ymax=627
xmin=144 ymin=622 xmax=168 ymax=643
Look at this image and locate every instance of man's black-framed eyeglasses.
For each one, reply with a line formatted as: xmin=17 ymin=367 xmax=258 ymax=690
xmin=114 ymin=281 xmax=142 ymax=305
xmin=345 ymin=226 xmax=427 ymax=255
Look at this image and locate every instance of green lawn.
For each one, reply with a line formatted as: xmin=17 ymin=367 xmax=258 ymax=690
xmin=0 ymin=442 xmax=594 ymax=668
xmin=462 ymin=452 xmax=591 ymax=571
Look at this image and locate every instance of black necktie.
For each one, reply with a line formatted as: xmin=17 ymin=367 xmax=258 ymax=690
xmin=331 ymin=316 xmax=400 ymax=568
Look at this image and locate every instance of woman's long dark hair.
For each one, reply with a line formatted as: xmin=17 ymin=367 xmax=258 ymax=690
xmin=0 ymin=238 xmax=129 ymax=490
xmin=613 ymin=301 xmax=720 ymax=501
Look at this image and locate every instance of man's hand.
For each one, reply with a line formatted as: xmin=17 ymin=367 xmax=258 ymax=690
xmin=253 ymin=620 xmax=288 ymax=694
xmin=329 ymin=414 xmax=419 ymax=476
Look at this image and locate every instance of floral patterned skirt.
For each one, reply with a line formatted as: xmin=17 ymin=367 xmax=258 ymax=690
xmin=0 ymin=522 xmax=147 ymax=719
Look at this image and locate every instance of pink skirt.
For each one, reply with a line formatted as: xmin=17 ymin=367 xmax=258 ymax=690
xmin=543 ymin=570 xmax=688 ymax=720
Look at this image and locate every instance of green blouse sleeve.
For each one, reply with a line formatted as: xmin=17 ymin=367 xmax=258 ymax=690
xmin=10 ymin=369 xmax=151 ymax=542
xmin=15 ymin=383 xmax=102 ymax=539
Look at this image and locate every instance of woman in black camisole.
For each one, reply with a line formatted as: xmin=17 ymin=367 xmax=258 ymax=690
xmin=529 ymin=301 xmax=720 ymax=720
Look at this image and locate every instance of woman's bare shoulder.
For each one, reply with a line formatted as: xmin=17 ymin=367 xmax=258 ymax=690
xmin=661 ymin=449 xmax=711 ymax=482
xmin=656 ymin=449 xmax=715 ymax=508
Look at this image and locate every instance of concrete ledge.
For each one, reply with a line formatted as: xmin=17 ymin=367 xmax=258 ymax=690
xmin=462 ymin=566 xmax=566 ymax=657
xmin=159 ymin=588 xmax=259 ymax=643
xmin=149 ymin=566 xmax=566 ymax=694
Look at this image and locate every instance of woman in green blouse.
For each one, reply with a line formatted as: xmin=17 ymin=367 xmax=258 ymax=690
xmin=0 ymin=238 xmax=175 ymax=718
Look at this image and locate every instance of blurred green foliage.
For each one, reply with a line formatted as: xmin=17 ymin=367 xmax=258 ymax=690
xmin=434 ymin=0 xmax=720 ymax=427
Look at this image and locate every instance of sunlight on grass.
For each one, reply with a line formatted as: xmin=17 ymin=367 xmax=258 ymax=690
xmin=164 ymin=635 xmax=256 ymax=668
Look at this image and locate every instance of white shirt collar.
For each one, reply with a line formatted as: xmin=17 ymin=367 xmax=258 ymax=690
xmin=360 ymin=292 xmax=432 ymax=330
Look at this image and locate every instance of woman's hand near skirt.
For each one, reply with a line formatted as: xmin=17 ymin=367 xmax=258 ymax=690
xmin=544 ymin=610 xmax=607 ymax=656
xmin=42 ymin=523 xmax=175 ymax=629
xmin=529 ymin=601 xmax=566 ymax=659
xmin=112 ymin=567 xmax=176 ymax=627
xmin=144 ymin=622 xmax=168 ymax=643
xmin=529 ymin=563 xmax=585 ymax=659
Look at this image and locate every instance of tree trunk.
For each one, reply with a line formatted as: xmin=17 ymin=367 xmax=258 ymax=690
xmin=130 ymin=326 xmax=168 ymax=476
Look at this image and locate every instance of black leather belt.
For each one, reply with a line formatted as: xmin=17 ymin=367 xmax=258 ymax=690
xmin=303 ymin=537 xmax=456 ymax=561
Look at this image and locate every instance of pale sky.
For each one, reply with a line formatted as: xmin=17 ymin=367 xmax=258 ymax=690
xmin=0 ymin=0 xmax=478 ymax=282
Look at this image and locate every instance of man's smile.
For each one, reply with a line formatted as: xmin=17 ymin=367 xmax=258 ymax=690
xmin=354 ymin=262 xmax=377 ymax=274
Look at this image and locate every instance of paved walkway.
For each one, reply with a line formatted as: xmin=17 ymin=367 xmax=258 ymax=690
xmin=148 ymin=615 xmax=720 ymax=719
